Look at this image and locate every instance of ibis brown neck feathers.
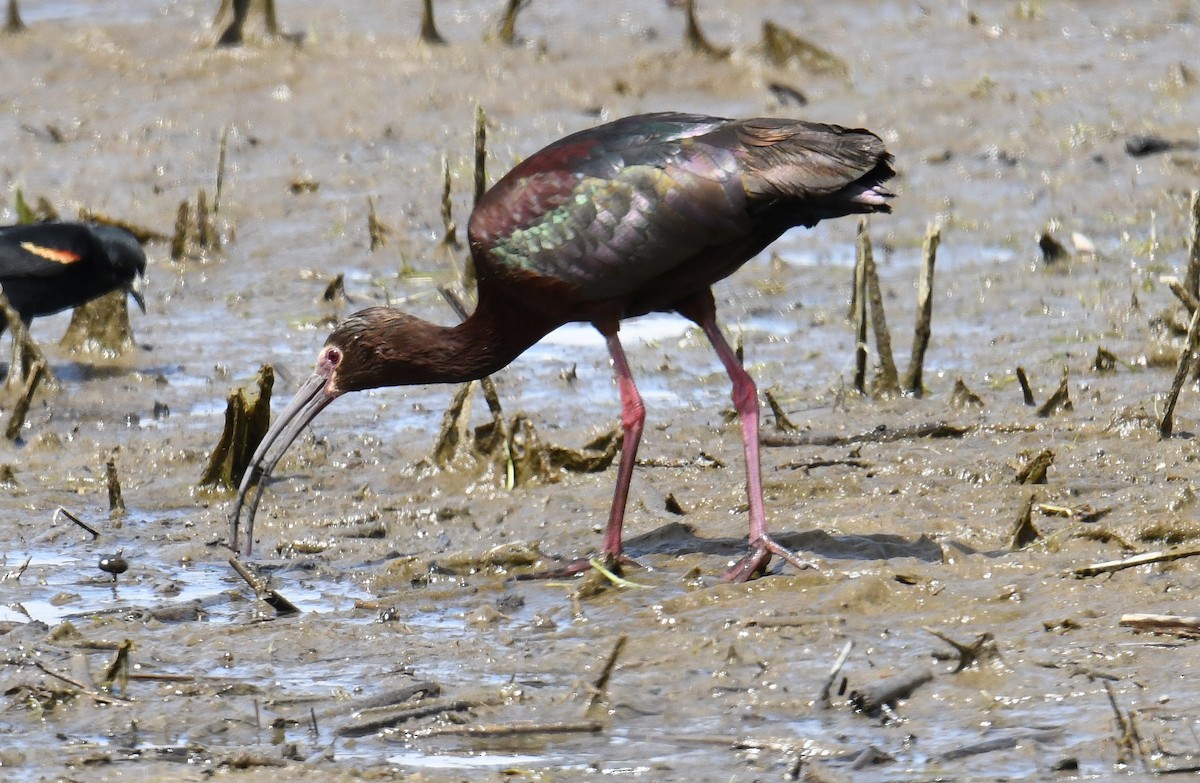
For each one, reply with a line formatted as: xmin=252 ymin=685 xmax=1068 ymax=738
xmin=331 ymin=291 xmax=560 ymax=392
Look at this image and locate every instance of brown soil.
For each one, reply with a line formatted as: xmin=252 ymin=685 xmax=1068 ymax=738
xmin=2 ymin=2 xmax=1199 ymax=781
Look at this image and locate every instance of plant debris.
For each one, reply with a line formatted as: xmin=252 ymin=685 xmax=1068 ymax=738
xmin=198 ymin=364 xmax=274 ymax=491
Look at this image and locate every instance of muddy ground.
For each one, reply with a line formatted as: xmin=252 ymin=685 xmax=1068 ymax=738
xmin=2 ymin=1 xmax=1200 ymax=781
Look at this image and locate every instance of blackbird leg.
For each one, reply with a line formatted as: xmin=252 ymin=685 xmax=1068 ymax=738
xmin=680 ymin=291 xmax=817 ymax=581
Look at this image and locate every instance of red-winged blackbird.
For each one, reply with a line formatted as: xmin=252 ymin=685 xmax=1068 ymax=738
xmin=0 ymin=221 xmax=147 ymax=335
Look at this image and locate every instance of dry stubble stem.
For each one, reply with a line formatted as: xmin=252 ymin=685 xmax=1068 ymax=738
xmin=904 ymin=223 xmax=941 ymax=396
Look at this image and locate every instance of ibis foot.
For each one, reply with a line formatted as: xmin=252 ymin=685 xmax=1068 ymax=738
xmin=722 ymin=536 xmax=818 ymax=582
xmin=516 ymin=552 xmax=643 ymax=581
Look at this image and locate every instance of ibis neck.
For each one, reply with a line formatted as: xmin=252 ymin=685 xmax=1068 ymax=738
xmin=392 ymin=292 xmax=557 ymax=386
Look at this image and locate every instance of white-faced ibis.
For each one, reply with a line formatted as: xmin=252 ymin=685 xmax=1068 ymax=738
xmin=232 ymin=112 xmax=894 ymax=580
xmin=0 ymin=221 xmax=146 ymax=334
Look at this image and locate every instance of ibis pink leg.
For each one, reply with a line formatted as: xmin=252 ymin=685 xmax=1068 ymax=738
xmin=682 ymin=293 xmax=817 ymax=581
xmin=600 ymin=333 xmax=645 ymax=563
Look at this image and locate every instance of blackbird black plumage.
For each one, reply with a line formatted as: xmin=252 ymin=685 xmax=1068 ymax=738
xmin=0 ymin=221 xmax=147 ymax=334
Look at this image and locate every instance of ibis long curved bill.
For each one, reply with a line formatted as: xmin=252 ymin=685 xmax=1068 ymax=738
xmin=230 ymin=371 xmax=339 ymax=555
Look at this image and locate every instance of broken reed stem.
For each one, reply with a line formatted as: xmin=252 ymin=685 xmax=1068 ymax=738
xmin=216 ymin=0 xmax=249 ymax=46
xmin=860 ymin=218 xmax=899 ymax=396
xmin=1168 ymin=279 xmax=1199 ymax=315
xmin=587 ymin=633 xmax=627 ymax=712
xmin=474 ymin=104 xmax=487 ymax=206
xmin=367 ymin=196 xmax=389 ymax=251
xmin=415 ymin=720 xmax=604 ymax=738
xmin=214 ymin=125 xmax=230 ymax=219
xmin=904 ymin=223 xmax=940 ymax=397
xmin=171 ymin=200 xmax=190 ymax=261
xmin=817 ymin=640 xmax=853 ymax=708
xmin=419 ymin=0 xmax=446 ymax=44
xmin=5 ymin=357 xmax=45 ymax=440
xmin=1183 ymin=189 xmax=1200 ymax=300
xmin=106 ymin=457 xmax=126 ymax=517
xmin=55 ymin=506 xmax=101 ymax=539
xmin=6 ymin=0 xmax=26 ymax=33
xmin=440 ymin=156 xmax=457 ymax=247
xmin=228 ymin=557 xmax=299 ymax=615
xmin=682 ymin=0 xmax=728 ymax=59
xmin=495 ymin=0 xmax=525 ymax=45
xmin=0 ymin=284 xmax=53 ymax=393
xmin=1104 ymin=681 xmax=1142 ymax=768
xmin=853 ymin=230 xmax=868 ymax=394
xmin=1015 ymin=366 xmax=1036 ymax=406
xmin=1158 ymin=301 xmax=1200 ymax=437
xmin=262 ymin=0 xmax=280 ymax=36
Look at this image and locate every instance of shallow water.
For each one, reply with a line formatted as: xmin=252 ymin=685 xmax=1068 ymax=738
xmin=3 ymin=1 xmax=1200 ymax=781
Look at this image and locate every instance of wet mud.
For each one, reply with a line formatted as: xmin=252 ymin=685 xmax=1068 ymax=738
xmin=2 ymin=1 xmax=1200 ymax=781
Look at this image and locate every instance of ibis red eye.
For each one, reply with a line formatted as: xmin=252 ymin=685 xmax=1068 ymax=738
xmin=327 ymin=347 xmax=342 ymax=365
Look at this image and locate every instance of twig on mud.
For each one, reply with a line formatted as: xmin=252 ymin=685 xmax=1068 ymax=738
xmin=3 ymin=554 xmax=31 ymax=582
xmin=860 ymin=218 xmax=899 ymax=397
xmin=31 ymin=659 xmax=128 ymax=705
xmin=778 ymin=457 xmax=869 ymax=473
xmin=316 ymin=683 xmax=444 ymax=724
xmin=1119 ymin=613 xmax=1200 ymax=639
xmin=936 ymin=727 xmax=1064 ymax=762
xmin=848 ymin=666 xmax=933 ymax=716
xmin=228 ymin=557 xmax=299 ymax=615
xmin=924 ymin=627 xmax=1001 ymax=672
xmin=335 ymin=694 xmax=503 ymax=738
xmin=128 ymin=672 xmax=198 ymax=683
xmin=1073 ymin=546 xmax=1200 ymax=578
xmin=817 ymin=641 xmax=853 ymax=708
xmin=1015 ymin=366 xmax=1036 ymax=406
xmin=1167 ymin=278 xmax=1199 ymax=315
xmin=54 ymin=506 xmax=100 ymax=539
xmin=587 ymin=633 xmax=628 ymax=714
xmin=1159 ymin=301 xmax=1200 ymax=437
xmin=1105 ymin=681 xmax=1145 ymax=769
xmin=415 ymin=720 xmax=604 ymax=738
xmin=903 ymin=223 xmax=940 ymax=396
xmin=762 ymin=420 xmax=974 ymax=448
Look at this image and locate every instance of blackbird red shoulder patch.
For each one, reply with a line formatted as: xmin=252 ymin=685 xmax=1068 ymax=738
xmin=19 ymin=242 xmax=81 ymax=264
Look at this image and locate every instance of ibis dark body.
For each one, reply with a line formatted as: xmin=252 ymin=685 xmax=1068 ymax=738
xmin=0 ymin=221 xmax=147 ymax=334
xmin=233 ymin=112 xmax=895 ymax=579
